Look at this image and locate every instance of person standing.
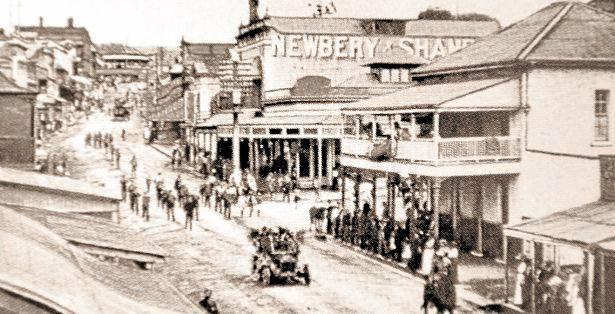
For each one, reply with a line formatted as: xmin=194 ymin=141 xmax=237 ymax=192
xmin=166 ymin=191 xmax=176 ymax=222
xmin=129 ymin=184 xmax=139 ymax=214
xmin=121 ymin=129 xmax=126 ymax=141
xmin=184 ymin=195 xmax=196 ymax=230
xmin=130 ymin=155 xmax=138 ymax=177
xmin=145 ymin=175 xmax=152 ymax=193
xmin=120 ymin=175 xmax=128 ymax=201
xmin=114 ymin=149 xmax=121 ymax=169
xmin=142 ymin=193 xmax=151 ymax=221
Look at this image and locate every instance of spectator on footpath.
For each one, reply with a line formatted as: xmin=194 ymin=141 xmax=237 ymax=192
xmin=121 ymin=129 xmax=126 ymax=141
xmin=142 ymin=193 xmax=150 ymax=221
xmin=282 ymin=175 xmax=291 ymax=203
xmin=326 ymin=201 xmax=336 ymax=235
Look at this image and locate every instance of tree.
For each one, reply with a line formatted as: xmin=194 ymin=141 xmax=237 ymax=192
xmin=457 ymin=13 xmax=498 ymax=22
xmin=417 ymin=7 xmax=499 ymax=23
xmin=417 ymin=8 xmax=454 ymax=20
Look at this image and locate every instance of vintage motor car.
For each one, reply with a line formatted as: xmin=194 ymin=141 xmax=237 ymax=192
xmin=250 ymin=229 xmax=310 ymax=286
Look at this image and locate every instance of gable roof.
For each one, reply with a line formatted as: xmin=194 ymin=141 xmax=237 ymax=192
xmin=98 ymin=43 xmax=146 ymax=56
xmin=413 ymin=1 xmax=615 ymax=76
xmin=15 ymin=25 xmax=92 ymax=45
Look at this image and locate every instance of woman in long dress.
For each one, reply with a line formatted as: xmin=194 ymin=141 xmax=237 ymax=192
xmin=420 ymin=237 xmax=436 ymax=276
xmin=513 ymin=256 xmax=528 ymax=306
xmin=566 ymin=273 xmax=586 ymax=314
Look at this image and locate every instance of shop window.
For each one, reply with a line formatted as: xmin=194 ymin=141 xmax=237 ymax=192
xmin=595 ymin=89 xmax=610 ymax=141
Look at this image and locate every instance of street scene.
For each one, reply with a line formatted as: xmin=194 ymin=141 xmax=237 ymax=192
xmin=1 ymin=0 xmax=615 ymax=313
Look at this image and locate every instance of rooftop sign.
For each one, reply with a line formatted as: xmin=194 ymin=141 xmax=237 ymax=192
xmin=270 ymin=34 xmax=476 ymax=61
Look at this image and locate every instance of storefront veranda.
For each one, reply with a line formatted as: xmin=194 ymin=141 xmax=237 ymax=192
xmin=503 ymin=200 xmax=615 ymax=313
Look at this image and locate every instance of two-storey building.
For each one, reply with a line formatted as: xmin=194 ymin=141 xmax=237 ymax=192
xmin=200 ymin=0 xmax=500 ymax=187
xmin=340 ymin=1 xmax=615 ymax=259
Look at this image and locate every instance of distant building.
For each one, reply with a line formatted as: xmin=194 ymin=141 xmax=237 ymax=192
xmin=97 ymin=43 xmax=151 ymax=82
xmin=15 ymin=17 xmax=97 ymax=77
xmin=0 ymin=73 xmax=37 ymax=169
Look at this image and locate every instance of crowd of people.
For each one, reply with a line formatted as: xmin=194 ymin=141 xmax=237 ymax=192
xmin=312 ymin=177 xmax=460 ymax=313
xmin=513 ymin=258 xmax=587 ymax=313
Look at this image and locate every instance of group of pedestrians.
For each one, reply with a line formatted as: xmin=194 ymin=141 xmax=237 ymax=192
xmin=86 ymin=130 xmax=127 ymax=169
xmin=201 ymin=170 xmax=261 ymax=219
xmin=513 ymin=258 xmax=586 ymax=313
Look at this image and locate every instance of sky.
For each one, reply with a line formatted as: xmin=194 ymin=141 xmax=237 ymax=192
xmin=0 ymin=0 xmax=589 ymax=47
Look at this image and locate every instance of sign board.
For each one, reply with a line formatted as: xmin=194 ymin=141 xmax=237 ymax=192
xmin=270 ymin=34 xmax=476 ymax=61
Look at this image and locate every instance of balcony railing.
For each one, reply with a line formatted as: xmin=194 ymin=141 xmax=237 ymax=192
xmin=342 ymin=136 xmax=521 ymax=164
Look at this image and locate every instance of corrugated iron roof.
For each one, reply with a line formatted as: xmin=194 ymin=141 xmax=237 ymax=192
xmin=413 ymin=2 xmax=615 ymax=75
xmin=18 ymin=207 xmax=166 ymax=257
xmin=0 ymin=205 xmax=199 ymax=313
xmin=0 ymin=166 xmax=121 ymax=201
xmin=342 ymin=77 xmax=513 ymax=111
xmin=98 ymin=43 xmax=146 ymax=56
xmin=506 ymin=201 xmax=615 ymax=247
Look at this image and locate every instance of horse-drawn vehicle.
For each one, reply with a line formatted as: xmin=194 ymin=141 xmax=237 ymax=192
xmin=250 ymin=228 xmax=310 ymax=286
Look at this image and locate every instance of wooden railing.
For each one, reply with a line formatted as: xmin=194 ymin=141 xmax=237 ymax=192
xmin=344 ymin=136 xmax=521 ymax=163
xmin=437 ymin=136 xmax=521 ymax=161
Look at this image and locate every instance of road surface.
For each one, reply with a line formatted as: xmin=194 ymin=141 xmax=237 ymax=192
xmin=49 ymin=109 xmax=478 ymax=313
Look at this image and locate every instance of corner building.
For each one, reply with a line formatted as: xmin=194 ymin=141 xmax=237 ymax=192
xmin=340 ymin=1 xmax=615 ymax=259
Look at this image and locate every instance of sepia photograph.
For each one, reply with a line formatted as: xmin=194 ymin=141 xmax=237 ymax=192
xmin=0 ymin=0 xmax=614 ymax=313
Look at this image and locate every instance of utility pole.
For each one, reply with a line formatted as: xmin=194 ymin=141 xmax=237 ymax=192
xmin=231 ymin=60 xmax=241 ymax=181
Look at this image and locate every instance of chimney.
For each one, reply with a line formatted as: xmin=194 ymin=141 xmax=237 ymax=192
xmin=39 ymin=17 xmax=43 ymax=27
xmin=67 ymin=17 xmax=74 ymax=28
xmin=600 ymin=155 xmax=615 ymax=201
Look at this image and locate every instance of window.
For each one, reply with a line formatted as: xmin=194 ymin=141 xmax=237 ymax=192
xmin=380 ymin=69 xmax=391 ymax=83
xmin=390 ymin=69 xmax=400 ymax=83
xmin=595 ymin=90 xmax=610 ymax=141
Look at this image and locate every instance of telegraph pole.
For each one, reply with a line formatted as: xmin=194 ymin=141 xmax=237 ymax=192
xmin=231 ymin=60 xmax=241 ymax=180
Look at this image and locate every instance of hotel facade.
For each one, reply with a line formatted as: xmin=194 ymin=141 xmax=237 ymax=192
xmin=195 ymin=4 xmax=499 ymax=188
xmin=339 ymin=1 xmax=615 ymax=259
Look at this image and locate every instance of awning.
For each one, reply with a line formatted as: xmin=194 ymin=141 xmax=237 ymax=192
xmin=504 ymin=201 xmax=615 ymax=248
xmin=342 ymin=77 xmax=521 ymax=112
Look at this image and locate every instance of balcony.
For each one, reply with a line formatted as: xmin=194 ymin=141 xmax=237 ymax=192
xmin=342 ymin=136 xmax=521 ymax=164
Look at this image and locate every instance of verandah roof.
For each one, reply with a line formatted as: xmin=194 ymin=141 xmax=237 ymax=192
xmin=342 ymin=77 xmax=520 ymax=113
xmin=504 ymin=201 xmax=615 ymax=249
